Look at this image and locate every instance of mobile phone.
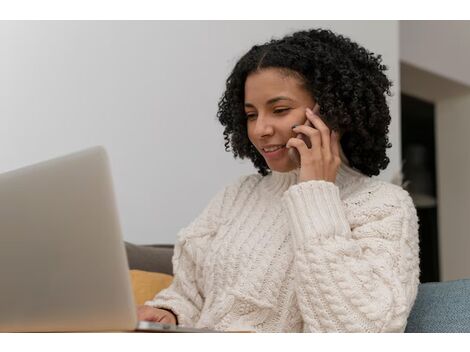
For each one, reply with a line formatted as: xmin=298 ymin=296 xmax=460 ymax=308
xmin=288 ymin=147 xmax=301 ymax=167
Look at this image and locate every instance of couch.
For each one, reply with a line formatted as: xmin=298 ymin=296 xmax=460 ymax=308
xmin=125 ymin=242 xmax=470 ymax=333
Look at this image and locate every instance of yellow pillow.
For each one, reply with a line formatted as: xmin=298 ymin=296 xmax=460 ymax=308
xmin=130 ymin=270 xmax=173 ymax=305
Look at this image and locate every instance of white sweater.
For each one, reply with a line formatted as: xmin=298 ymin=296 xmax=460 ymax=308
xmin=146 ymin=162 xmax=420 ymax=332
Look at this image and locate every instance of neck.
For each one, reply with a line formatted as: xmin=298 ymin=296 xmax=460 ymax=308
xmin=269 ymin=146 xmax=365 ymax=190
xmin=338 ymin=142 xmax=350 ymax=166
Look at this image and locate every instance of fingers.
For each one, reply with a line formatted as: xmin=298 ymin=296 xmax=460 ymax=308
xmin=136 ymin=306 xmax=176 ymax=324
xmin=286 ymin=137 xmax=309 ymax=158
xmin=330 ymin=130 xmax=341 ymax=160
xmin=289 ymin=106 xmax=342 ymax=170
xmin=159 ymin=315 xmax=173 ymax=324
xmin=308 ymin=106 xmax=341 ymax=162
xmin=291 ymin=124 xmax=321 ymax=150
xmin=136 ymin=305 xmax=157 ymax=321
xmin=305 ymin=107 xmax=330 ymax=150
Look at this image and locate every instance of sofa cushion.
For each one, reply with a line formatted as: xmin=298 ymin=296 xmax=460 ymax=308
xmin=405 ymin=279 xmax=470 ymax=332
xmin=130 ymin=270 xmax=173 ymax=305
xmin=125 ymin=242 xmax=174 ymax=275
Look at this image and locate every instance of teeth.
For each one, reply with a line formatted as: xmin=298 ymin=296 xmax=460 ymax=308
xmin=264 ymin=145 xmax=284 ymax=152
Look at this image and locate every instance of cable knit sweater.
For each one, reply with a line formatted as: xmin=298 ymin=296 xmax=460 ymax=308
xmin=145 ymin=162 xmax=420 ymax=332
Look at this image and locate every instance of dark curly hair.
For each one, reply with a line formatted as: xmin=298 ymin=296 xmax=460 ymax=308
xmin=216 ymin=28 xmax=393 ymax=177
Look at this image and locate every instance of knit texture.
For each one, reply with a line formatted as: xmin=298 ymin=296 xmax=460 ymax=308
xmin=145 ymin=163 xmax=420 ymax=332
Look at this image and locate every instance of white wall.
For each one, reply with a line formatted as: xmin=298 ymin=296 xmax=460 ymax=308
xmin=0 ymin=21 xmax=400 ymax=244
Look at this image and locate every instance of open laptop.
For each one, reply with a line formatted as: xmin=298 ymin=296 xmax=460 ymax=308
xmin=0 ymin=146 xmax=217 ymax=333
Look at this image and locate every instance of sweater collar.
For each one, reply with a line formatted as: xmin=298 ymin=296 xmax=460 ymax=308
xmin=269 ymin=162 xmax=365 ymax=189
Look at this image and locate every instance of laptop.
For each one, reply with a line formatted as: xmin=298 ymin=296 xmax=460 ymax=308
xmin=0 ymin=146 xmax=217 ymax=333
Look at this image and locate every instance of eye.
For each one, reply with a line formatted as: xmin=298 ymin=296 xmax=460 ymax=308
xmin=274 ymin=108 xmax=290 ymax=114
xmin=245 ymin=113 xmax=257 ymax=120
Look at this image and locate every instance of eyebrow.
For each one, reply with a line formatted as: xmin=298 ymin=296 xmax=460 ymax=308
xmin=244 ymin=96 xmax=294 ymax=108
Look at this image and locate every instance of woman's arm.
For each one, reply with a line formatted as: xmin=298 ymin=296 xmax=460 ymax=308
xmin=282 ymin=180 xmax=420 ymax=332
xmin=144 ymin=184 xmax=230 ymax=327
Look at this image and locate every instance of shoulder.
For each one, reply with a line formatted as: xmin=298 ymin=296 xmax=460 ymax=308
xmin=174 ymin=173 xmax=264 ymax=256
xmin=345 ymin=178 xmax=420 ymax=251
xmin=232 ymin=172 xmax=264 ymax=187
xmin=190 ymin=172 xmax=264 ymax=222
xmin=345 ymin=176 xmax=417 ymax=216
xmin=221 ymin=172 xmax=264 ymax=197
xmin=370 ymin=179 xmax=415 ymax=207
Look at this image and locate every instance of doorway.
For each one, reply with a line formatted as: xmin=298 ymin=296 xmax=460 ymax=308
xmin=401 ymin=93 xmax=440 ymax=283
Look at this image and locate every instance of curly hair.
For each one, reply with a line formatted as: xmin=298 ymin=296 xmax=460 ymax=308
xmin=216 ymin=28 xmax=393 ymax=177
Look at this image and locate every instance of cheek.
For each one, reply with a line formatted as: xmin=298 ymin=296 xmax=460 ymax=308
xmin=284 ymin=110 xmax=306 ymax=131
xmin=246 ymin=121 xmax=251 ymax=132
xmin=292 ymin=109 xmax=307 ymax=124
xmin=246 ymin=123 xmax=255 ymax=144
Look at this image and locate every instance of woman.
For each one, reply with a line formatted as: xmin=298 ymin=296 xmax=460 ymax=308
xmin=137 ymin=28 xmax=420 ymax=332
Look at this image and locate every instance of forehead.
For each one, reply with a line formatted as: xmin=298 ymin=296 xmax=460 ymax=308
xmin=244 ymin=68 xmax=311 ymax=104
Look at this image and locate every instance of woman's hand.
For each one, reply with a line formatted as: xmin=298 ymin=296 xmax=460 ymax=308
xmin=136 ymin=305 xmax=177 ymax=325
xmin=286 ymin=105 xmax=341 ymax=184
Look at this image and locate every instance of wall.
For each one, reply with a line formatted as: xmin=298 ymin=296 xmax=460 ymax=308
xmin=400 ymin=20 xmax=470 ymax=87
xmin=0 ymin=21 xmax=400 ymax=244
xmin=436 ymin=93 xmax=470 ymax=281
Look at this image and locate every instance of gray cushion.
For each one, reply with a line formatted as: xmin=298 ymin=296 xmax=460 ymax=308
xmin=124 ymin=242 xmax=174 ymax=275
xmin=405 ymin=279 xmax=470 ymax=332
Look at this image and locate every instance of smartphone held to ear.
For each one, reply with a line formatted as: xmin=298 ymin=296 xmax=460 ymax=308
xmin=288 ymin=147 xmax=301 ymax=167
xmin=288 ymin=132 xmax=311 ymax=167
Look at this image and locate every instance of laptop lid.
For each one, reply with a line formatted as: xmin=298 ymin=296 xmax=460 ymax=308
xmin=0 ymin=146 xmax=137 ymax=332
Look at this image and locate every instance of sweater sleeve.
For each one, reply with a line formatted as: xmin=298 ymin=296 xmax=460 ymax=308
xmin=144 ymin=183 xmax=230 ymax=327
xmin=281 ymin=180 xmax=420 ymax=332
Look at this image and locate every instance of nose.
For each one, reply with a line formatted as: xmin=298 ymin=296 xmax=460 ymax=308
xmin=252 ymin=115 xmax=274 ymax=138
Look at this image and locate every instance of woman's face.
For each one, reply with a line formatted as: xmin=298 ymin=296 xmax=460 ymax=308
xmin=245 ymin=68 xmax=316 ymax=172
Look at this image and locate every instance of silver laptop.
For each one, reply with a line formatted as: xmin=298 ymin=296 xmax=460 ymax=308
xmin=0 ymin=146 xmax=216 ymax=333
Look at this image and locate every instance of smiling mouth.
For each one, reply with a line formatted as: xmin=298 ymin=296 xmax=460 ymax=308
xmin=261 ymin=145 xmax=288 ymax=160
xmin=262 ymin=145 xmax=286 ymax=152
